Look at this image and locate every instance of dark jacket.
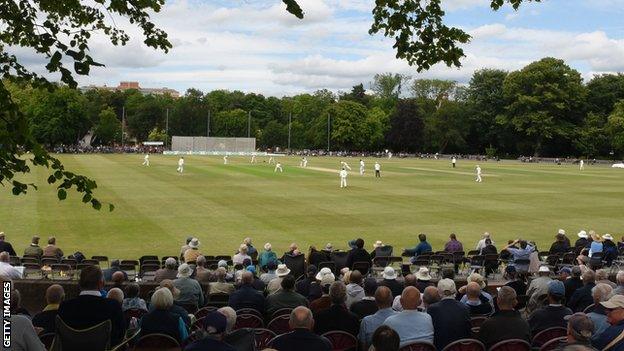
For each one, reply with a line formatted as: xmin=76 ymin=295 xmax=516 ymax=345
xmin=32 ymin=309 xmax=58 ymax=334
xmin=427 ymin=298 xmax=472 ymax=350
xmin=313 ymin=304 xmax=360 ymax=336
xmin=350 ymin=298 xmax=378 ymax=320
xmin=103 ymin=266 xmax=128 ymax=282
xmin=228 ymin=284 xmax=265 ymax=314
xmin=345 ymin=248 xmax=372 ymax=270
xmin=380 ymin=279 xmax=404 ymax=297
xmin=0 ymin=241 xmax=16 ymax=256
xmin=568 ymin=283 xmax=596 ymax=312
xmin=184 ymin=337 xmax=237 ymax=351
xmin=564 ymin=277 xmax=583 ymax=303
xmin=478 ymin=309 xmax=531 ymax=350
xmin=271 ymin=328 xmax=332 ymax=351
xmin=593 ymin=320 xmax=624 ymax=351
xmin=57 ymin=294 xmax=126 ymax=346
xmin=528 ymin=305 xmax=573 ymax=334
xmin=140 ymin=309 xmax=182 ymax=342
xmin=265 ymin=290 xmax=308 ymax=316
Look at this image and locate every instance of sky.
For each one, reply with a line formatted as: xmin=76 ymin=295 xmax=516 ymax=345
xmin=13 ymin=0 xmax=624 ymax=97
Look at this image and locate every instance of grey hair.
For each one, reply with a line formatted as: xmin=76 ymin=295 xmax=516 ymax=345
xmin=592 ymin=283 xmax=614 ymax=303
xmin=106 ymin=288 xmax=124 ymax=304
xmin=617 ymin=271 xmax=624 ymax=285
xmin=595 ymin=269 xmax=609 ymax=281
xmin=290 ymin=306 xmax=313 ymax=329
xmin=151 ymin=287 xmax=174 ymax=309
xmin=218 ymin=306 xmax=237 ymax=332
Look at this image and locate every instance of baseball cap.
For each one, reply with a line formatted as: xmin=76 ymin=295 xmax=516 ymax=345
xmin=203 ymin=312 xmax=227 ymax=334
xmin=246 ymin=265 xmax=256 ymax=274
xmin=564 ymin=313 xmax=594 ymax=341
xmin=437 ymin=278 xmax=457 ymax=296
xmin=558 ymin=267 xmax=572 ymax=274
xmin=548 ymin=280 xmax=565 ymax=297
xmin=505 ymin=265 xmax=516 ymax=274
xmin=601 ymin=295 xmax=624 ymax=309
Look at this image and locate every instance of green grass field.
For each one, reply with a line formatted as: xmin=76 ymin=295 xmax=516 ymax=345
xmin=1 ymin=154 xmax=623 ymax=260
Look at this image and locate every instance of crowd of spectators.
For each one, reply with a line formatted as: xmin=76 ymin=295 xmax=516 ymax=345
xmin=4 ymin=229 xmax=624 ymax=351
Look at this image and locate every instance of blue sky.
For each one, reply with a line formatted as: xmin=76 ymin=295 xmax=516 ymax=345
xmin=51 ymin=0 xmax=624 ymax=96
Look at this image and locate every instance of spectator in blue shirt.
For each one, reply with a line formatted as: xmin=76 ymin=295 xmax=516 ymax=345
xmin=358 ymin=286 xmax=397 ymax=350
xmin=502 ymin=239 xmax=534 ymax=273
xmin=593 ymin=294 xmax=624 ymax=351
xmin=404 ymin=234 xmax=432 ymax=263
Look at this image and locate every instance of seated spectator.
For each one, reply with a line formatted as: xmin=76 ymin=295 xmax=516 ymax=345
xmin=180 ymin=236 xmax=193 ymax=259
xmin=351 ymin=277 xmax=379 ymax=319
xmin=345 ymin=238 xmax=372 ymax=270
xmin=243 ymin=237 xmax=257 ymax=256
xmin=24 ymin=235 xmax=43 ymax=257
xmin=566 ymin=266 xmax=584 ymax=302
xmin=480 ymin=238 xmax=498 ymax=256
xmin=0 ymin=251 xmax=22 ymax=279
xmin=404 ymin=233 xmax=432 ymax=262
xmin=422 ymin=286 xmax=441 ymax=309
xmin=194 ymin=255 xmax=213 ymax=283
xmin=3 ymin=285 xmax=45 ymax=351
xmin=596 ymin=269 xmax=616 ymax=289
xmin=444 ymin=233 xmax=463 ymax=252
xmin=477 ymin=286 xmax=531 ymax=349
xmin=504 ymin=266 xmax=527 ymax=296
xmin=459 ymin=273 xmax=493 ymax=306
xmin=550 ymin=233 xmax=571 ymax=254
xmin=154 ymin=257 xmax=178 ymax=283
xmin=267 ymin=264 xmax=291 ymax=295
xmin=314 ymin=281 xmax=360 ymax=336
xmin=57 ymin=265 xmax=126 ymax=346
xmin=392 ymin=274 xmax=416 ymax=311
xmin=233 ymin=244 xmax=251 ymax=265
xmin=526 ymin=265 xmax=553 ymax=313
xmin=593 ymin=294 xmax=624 ymax=351
xmin=415 ymin=267 xmax=434 ymax=293
xmin=259 ymin=243 xmax=277 ymax=269
xmin=152 ymin=280 xmax=190 ymax=326
xmin=380 ymin=267 xmax=404 ymax=297
xmin=219 ymin=306 xmax=255 ymax=351
xmin=111 ymin=271 xmax=126 ymax=290
xmin=589 ymin=232 xmax=603 ymax=258
xmin=107 ymin=288 xmax=124 ymax=306
xmin=310 ymin=271 xmax=335 ymax=314
xmin=604 ymin=234 xmax=618 ymax=266
xmin=266 ymin=275 xmax=308 ymax=316
xmin=184 ymin=311 xmax=236 ymax=351
xmin=32 ymin=284 xmax=65 ymax=334
xmin=564 ymin=312 xmax=595 ymax=348
xmin=615 ymin=271 xmax=624 ymax=296
xmin=358 ymin=286 xmax=396 ymax=349
xmin=427 ymin=278 xmax=471 ymax=350
xmin=371 ymin=325 xmax=401 ymax=351
xmin=569 ymin=270 xmax=596 ymax=312
xmin=122 ymin=283 xmax=147 ymax=312
xmin=0 ymin=233 xmax=16 ymax=256
xmin=228 ymin=271 xmax=265 ymax=314
xmin=281 ymin=243 xmax=299 ymax=261
xmin=307 ymin=245 xmax=330 ymax=267
xmin=296 ymin=265 xmax=319 ymax=300
xmin=270 ymin=306 xmax=332 ymax=351
xmin=502 ymin=239 xmax=534 ymax=273
xmin=43 ymin=236 xmax=63 ymax=258
xmin=260 ymin=260 xmax=278 ymax=285
xmin=245 ymin=265 xmax=266 ymax=291
xmin=346 ymin=270 xmax=364 ymax=308
xmin=463 ymin=282 xmax=493 ymax=316
xmin=575 ymin=231 xmax=590 ymax=253
xmin=528 ymin=280 xmax=573 ymax=334
xmin=103 ymin=260 xmax=128 ymax=282
xmin=383 ymin=286 xmax=434 ymax=346
xmin=209 ymin=267 xmax=235 ymax=295
xmin=183 ymin=238 xmax=201 ymax=263
xmin=587 ymin=283 xmax=613 ymax=339
xmin=173 ymin=263 xmax=204 ymax=311
xmin=140 ymin=287 xmax=188 ymax=343
xmin=476 ymin=232 xmax=494 ymax=252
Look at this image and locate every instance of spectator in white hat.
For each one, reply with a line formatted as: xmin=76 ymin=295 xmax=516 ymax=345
xmin=258 ymin=242 xmax=277 ymax=270
xmin=575 ymin=230 xmax=589 ymax=253
xmin=526 ymin=266 xmax=553 ymax=314
xmin=476 ymin=232 xmax=494 ymax=252
xmin=379 ymin=267 xmax=403 ymax=298
xmin=173 ymin=263 xmax=204 ymax=311
xmin=267 ymin=264 xmax=291 ymax=295
xmin=183 ymin=238 xmax=202 ymax=263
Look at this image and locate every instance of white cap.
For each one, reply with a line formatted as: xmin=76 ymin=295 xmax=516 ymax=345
xmin=538 ymin=266 xmax=550 ymax=273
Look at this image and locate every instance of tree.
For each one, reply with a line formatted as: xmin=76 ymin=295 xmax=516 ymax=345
xmin=340 ymin=84 xmax=371 ymax=106
xmin=606 ymin=101 xmax=624 ymax=158
xmin=498 ymin=57 xmax=586 ymax=156
xmin=259 ymin=120 xmax=287 ymax=149
xmin=411 ymin=79 xmax=458 ymax=108
xmin=386 ymin=98 xmax=431 ymax=152
xmin=94 ymin=107 xmax=121 ymax=145
xmin=371 ymin=73 xmax=410 ymax=99
xmin=313 ymin=100 xmax=371 ymax=150
xmin=1 ymin=0 xmax=171 ymax=209
xmin=466 ymin=69 xmax=508 ymax=153
xmin=212 ymin=109 xmax=249 ymax=137
xmin=147 ymin=127 xmax=168 ymax=142
xmin=424 ymin=101 xmax=471 ymax=153
xmin=586 ymin=74 xmax=624 ymax=117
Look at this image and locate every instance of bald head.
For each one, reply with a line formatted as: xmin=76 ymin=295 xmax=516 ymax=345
xmin=466 ymin=282 xmax=481 ymax=299
xmin=400 ymin=286 xmax=421 ymax=310
xmin=241 ymin=271 xmax=253 ymax=285
xmin=422 ymin=286 xmax=441 ymax=307
xmin=403 ymin=274 xmax=417 ymax=287
xmin=107 ymin=288 xmax=124 ymax=304
xmin=0 ymin=252 xmax=9 ymax=263
xmin=289 ymin=306 xmax=314 ymax=330
xmin=374 ymin=286 xmax=394 ymax=308
xmin=46 ymin=284 xmax=65 ymax=305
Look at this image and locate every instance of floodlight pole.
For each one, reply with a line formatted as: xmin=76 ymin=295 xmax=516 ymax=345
xmin=207 ymin=110 xmax=211 ymax=137
xmin=288 ymin=112 xmax=292 ymax=151
xmin=247 ymin=111 xmax=251 ymax=138
xmin=327 ymin=113 xmax=330 ymax=152
xmin=165 ymin=108 xmax=169 ymax=148
xmin=121 ymin=106 xmax=125 ymax=148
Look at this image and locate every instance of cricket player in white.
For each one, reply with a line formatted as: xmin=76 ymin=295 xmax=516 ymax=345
xmin=177 ymin=157 xmax=184 ymax=174
xmin=268 ymin=156 xmax=274 ymax=164
xmin=251 ymin=154 xmax=256 ymax=163
xmin=302 ymin=157 xmax=308 ymax=168
xmin=374 ymin=162 xmax=381 ymax=178
xmin=359 ymin=159 xmax=365 ymax=175
xmin=341 ymin=161 xmax=351 ymax=171
xmin=451 ymin=156 xmax=456 ymax=168
xmin=143 ymin=154 xmax=150 ymax=166
xmin=580 ymin=159 xmax=584 ymax=170
xmin=223 ymin=155 xmax=228 ymax=165
xmin=274 ymin=162 xmax=283 ymax=172
xmin=475 ymin=165 xmax=482 ymax=182
xmin=340 ymin=168 xmax=348 ymax=188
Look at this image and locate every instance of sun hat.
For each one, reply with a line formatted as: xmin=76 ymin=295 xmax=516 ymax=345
xmin=548 ymin=280 xmax=565 ymax=297
xmin=177 ymin=263 xmax=193 ymax=278
xmin=315 ymin=267 xmax=333 ymax=280
xmin=203 ymin=312 xmax=227 ymax=334
xmin=577 ymin=230 xmax=588 ymax=239
xmin=600 ymin=295 xmax=624 ymax=309
xmin=558 ymin=229 xmax=566 ymax=235
xmin=188 ymin=238 xmax=200 ymax=248
xmin=373 ymin=240 xmax=384 ymax=248
xmin=564 ymin=313 xmax=594 ymax=341
xmin=218 ymin=260 xmax=228 ymax=268
xmin=467 ymin=273 xmax=486 ymax=289
xmin=165 ymin=257 xmax=177 ymax=267
xmin=382 ymin=267 xmax=397 ymax=280
xmin=325 ymin=243 xmax=333 ymax=250
xmin=264 ymin=243 xmax=272 ymax=251
xmin=321 ymin=273 xmax=335 ymax=286
xmin=415 ymin=267 xmax=432 ymax=281
xmin=276 ymin=264 xmax=291 ymax=277
xmin=603 ymin=234 xmax=614 ymax=241
xmin=591 ymin=232 xmax=603 ymax=242
xmin=538 ymin=266 xmax=550 ymax=273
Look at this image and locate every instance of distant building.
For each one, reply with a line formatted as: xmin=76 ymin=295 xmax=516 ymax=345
xmin=80 ymin=81 xmax=180 ymax=98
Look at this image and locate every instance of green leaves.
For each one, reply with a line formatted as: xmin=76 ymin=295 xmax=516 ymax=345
xmin=282 ymin=0 xmax=304 ymax=19
xmin=57 ymin=188 xmax=67 ymax=200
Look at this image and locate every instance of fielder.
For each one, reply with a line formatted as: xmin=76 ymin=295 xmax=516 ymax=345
xmin=177 ymin=157 xmax=184 ymax=174
xmin=451 ymin=156 xmax=456 ymax=168
xmin=302 ymin=157 xmax=308 ymax=168
xmin=475 ymin=165 xmax=482 ymax=183
xmin=341 ymin=161 xmax=352 ymax=171
xmin=143 ymin=154 xmax=150 ymax=166
xmin=339 ymin=167 xmax=348 ymax=188
xmin=580 ymin=159 xmax=584 ymax=170
xmin=268 ymin=156 xmax=275 ymax=164
xmin=251 ymin=154 xmax=256 ymax=164
xmin=223 ymin=155 xmax=228 ymax=165
xmin=374 ymin=162 xmax=381 ymax=178
xmin=274 ymin=162 xmax=283 ymax=173
xmin=359 ymin=159 xmax=365 ymax=175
